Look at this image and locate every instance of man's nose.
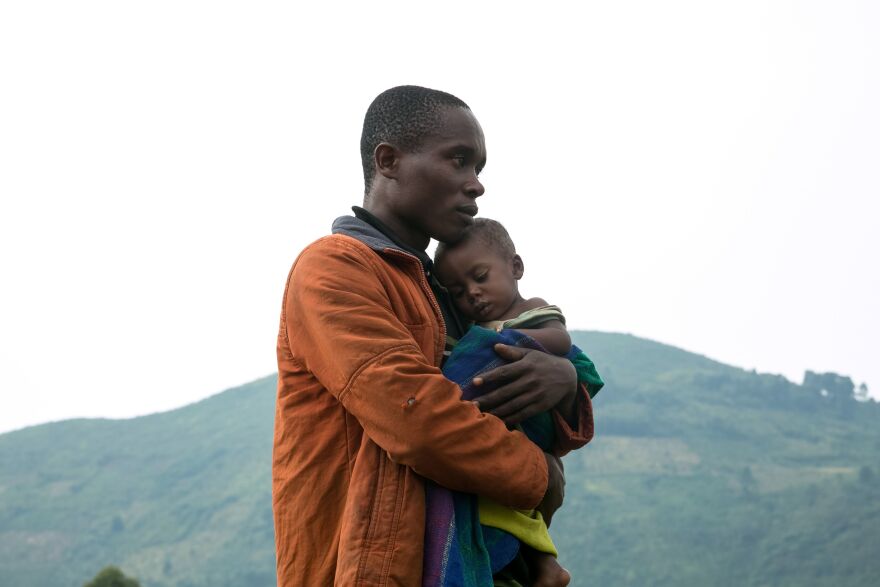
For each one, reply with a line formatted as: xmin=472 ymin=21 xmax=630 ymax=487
xmin=464 ymin=174 xmax=485 ymax=198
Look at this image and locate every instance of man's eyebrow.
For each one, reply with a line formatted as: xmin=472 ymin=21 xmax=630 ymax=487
xmin=447 ymin=144 xmax=476 ymax=155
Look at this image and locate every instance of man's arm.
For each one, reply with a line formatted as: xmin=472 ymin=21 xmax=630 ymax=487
xmin=284 ymin=238 xmax=548 ymax=510
xmin=539 ymin=453 xmax=565 ymax=528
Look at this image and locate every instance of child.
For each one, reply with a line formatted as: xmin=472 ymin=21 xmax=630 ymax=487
xmin=434 ymin=217 xmax=599 ymax=587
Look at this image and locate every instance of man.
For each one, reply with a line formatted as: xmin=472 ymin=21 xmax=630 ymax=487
xmin=273 ymin=86 xmax=594 ymax=586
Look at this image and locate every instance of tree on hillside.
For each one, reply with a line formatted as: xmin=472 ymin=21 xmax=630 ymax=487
xmin=83 ymin=566 xmax=141 ymax=587
xmin=803 ymin=371 xmax=855 ymax=398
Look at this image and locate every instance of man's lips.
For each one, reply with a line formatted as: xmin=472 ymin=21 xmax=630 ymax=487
xmin=456 ymin=204 xmax=479 ymax=217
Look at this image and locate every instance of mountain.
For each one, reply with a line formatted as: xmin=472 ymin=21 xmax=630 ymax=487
xmin=1 ymin=331 xmax=878 ymax=586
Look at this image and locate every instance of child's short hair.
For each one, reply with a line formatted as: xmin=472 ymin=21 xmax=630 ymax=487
xmin=435 ymin=218 xmax=516 ymax=265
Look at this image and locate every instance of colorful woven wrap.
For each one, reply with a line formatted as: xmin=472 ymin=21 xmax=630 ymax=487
xmin=422 ymin=326 xmax=603 ymax=586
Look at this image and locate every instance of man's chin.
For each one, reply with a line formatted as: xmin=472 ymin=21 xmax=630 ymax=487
xmin=436 ymin=226 xmax=469 ymax=245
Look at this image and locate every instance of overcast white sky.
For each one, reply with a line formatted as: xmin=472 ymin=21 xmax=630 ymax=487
xmin=1 ymin=1 xmax=878 ymax=433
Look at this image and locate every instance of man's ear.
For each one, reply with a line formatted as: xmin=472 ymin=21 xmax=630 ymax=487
xmin=512 ymin=254 xmax=524 ymax=280
xmin=374 ymin=143 xmax=400 ymax=180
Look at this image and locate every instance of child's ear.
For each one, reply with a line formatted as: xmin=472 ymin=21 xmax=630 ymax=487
xmin=374 ymin=143 xmax=400 ymax=179
xmin=511 ymin=254 xmax=524 ymax=280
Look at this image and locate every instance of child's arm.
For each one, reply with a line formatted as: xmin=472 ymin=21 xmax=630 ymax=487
xmin=513 ymin=297 xmax=572 ymax=356
xmin=515 ymin=321 xmax=571 ymax=356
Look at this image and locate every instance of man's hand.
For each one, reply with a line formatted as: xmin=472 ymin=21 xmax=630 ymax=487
xmin=472 ymin=344 xmax=578 ymax=426
xmin=537 ymin=452 xmax=565 ymax=527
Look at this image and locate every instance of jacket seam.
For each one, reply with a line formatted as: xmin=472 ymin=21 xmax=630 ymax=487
xmin=337 ymin=344 xmax=417 ymax=404
xmin=379 ymin=464 xmax=406 ymax=584
xmin=356 ymin=451 xmax=385 ymax=585
xmin=279 ymin=271 xmax=294 ymax=359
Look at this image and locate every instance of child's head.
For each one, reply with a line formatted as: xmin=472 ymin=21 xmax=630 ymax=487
xmin=434 ymin=218 xmax=525 ymax=323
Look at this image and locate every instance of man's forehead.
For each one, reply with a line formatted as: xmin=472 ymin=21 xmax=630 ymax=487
xmin=431 ymin=107 xmax=485 ymax=142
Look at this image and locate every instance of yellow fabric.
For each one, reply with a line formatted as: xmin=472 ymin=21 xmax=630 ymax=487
xmin=478 ymin=496 xmax=558 ymax=556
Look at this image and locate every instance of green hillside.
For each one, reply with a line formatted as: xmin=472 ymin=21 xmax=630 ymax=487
xmin=1 ymin=331 xmax=878 ymax=586
xmin=559 ymin=332 xmax=880 ymax=586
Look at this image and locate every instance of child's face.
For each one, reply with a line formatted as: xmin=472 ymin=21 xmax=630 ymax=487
xmin=435 ymin=237 xmax=524 ymax=323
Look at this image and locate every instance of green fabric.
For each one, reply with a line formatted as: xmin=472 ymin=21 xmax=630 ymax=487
xmin=571 ymin=347 xmax=604 ymax=399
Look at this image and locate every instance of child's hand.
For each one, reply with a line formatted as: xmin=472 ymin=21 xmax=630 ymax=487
xmin=472 ymin=344 xmax=577 ymax=425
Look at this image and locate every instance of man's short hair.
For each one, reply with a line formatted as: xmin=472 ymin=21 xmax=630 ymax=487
xmin=360 ymin=85 xmax=470 ymax=193
xmin=435 ymin=218 xmax=516 ymax=266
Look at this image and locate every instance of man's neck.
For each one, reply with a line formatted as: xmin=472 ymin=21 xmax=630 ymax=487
xmin=352 ymin=207 xmax=432 ymax=268
xmin=361 ymin=200 xmax=430 ymax=251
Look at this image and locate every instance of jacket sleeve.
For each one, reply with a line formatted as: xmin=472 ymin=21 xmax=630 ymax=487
xmin=283 ymin=238 xmax=548 ymax=510
xmin=551 ymin=384 xmax=594 ymax=456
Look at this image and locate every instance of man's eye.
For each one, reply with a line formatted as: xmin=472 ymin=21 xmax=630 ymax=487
xmin=452 ymin=155 xmax=466 ymax=167
xmin=475 ymin=272 xmax=487 ymax=282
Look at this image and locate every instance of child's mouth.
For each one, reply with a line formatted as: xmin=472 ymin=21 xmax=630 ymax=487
xmin=474 ymin=301 xmax=491 ymax=317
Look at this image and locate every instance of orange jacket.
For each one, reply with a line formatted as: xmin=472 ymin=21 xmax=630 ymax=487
xmin=273 ymin=219 xmax=594 ymax=586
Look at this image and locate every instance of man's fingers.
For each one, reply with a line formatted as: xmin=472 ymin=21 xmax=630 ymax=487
xmin=494 ymin=394 xmax=550 ymax=424
xmin=487 ymin=390 xmax=536 ymax=419
xmin=471 ymin=344 xmax=553 ymax=421
xmin=473 ymin=384 xmax=516 ymax=411
xmin=497 ymin=404 xmax=543 ymax=426
xmin=472 ymin=365 xmax=512 ymax=387
xmin=473 ymin=361 xmax=521 ymax=387
xmin=473 ymin=345 xmax=533 ymax=386
xmin=493 ymin=343 xmax=528 ymax=360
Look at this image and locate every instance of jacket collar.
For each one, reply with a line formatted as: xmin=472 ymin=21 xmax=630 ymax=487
xmin=332 ymin=207 xmax=433 ymax=271
xmin=331 ymin=206 xmax=468 ymax=340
